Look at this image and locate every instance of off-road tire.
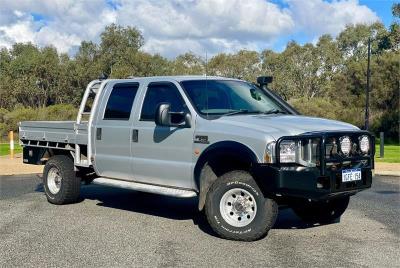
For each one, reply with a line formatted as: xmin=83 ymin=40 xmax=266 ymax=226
xmin=43 ymin=155 xmax=80 ymax=205
xmin=291 ymin=196 xmax=350 ymax=224
xmin=205 ymin=170 xmax=278 ymax=241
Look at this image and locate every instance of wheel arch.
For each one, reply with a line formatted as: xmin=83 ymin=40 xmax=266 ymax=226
xmin=195 ymin=141 xmax=261 ymax=211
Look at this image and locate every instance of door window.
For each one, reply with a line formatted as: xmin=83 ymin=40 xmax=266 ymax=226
xmin=104 ymin=83 xmax=139 ymax=120
xmin=140 ymin=83 xmax=186 ymax=121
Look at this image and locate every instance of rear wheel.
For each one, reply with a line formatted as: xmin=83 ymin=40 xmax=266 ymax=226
xmin=291 ymin=196 xmax=350 ymax=224
xmin=205 ymin=170 xmax=278 ymax=241
xmin=43 ymin=155 xmax=80 ymax=205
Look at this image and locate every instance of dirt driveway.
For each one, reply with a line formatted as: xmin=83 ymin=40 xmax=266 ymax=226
xmin=0 ymin=154 xmax=42 ymax=175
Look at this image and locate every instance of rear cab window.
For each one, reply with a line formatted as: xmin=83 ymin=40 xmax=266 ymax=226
xmin=104 ymin=83 xmax=139 ymax=120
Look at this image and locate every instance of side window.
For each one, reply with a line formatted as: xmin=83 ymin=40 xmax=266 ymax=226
xmin=140 ymin=83 xmax=186 ymax=121
xmin=104 ymin=83 xmax=139 ymax=120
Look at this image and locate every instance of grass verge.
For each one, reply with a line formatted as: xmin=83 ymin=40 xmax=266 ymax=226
xmin=0 ymin=143 xmax=23 ymax=156
xmin=375 ymin=145 xmax=400 ymax=163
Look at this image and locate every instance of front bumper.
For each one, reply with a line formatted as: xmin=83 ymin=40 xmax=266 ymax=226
xmin=254 ymin=131 xmax=374 ymax=200
xmin=254 ymin=164 xmax=372 ymax=200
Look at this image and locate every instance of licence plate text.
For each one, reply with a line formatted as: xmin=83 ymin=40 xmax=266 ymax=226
xmin=342 ymin=168 xmax=362 ymax=182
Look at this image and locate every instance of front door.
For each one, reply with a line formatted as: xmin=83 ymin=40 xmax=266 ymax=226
xmin=94 ymin=82 xmax=139 ymax=179
xmin=131 ymin=81 xmax=195 ymax=189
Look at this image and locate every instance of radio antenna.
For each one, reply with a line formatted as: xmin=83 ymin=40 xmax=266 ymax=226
xmin=205 ymin=51 xmax=209 ymax=118
xmin=205 ymin=51 xmax=208 ymax=77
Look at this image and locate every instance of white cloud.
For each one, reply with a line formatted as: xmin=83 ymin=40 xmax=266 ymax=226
xmin=287 ymin=0 xmax=380 ymax=37
xmin=35 ymin=27 xmax=81 ymax=54
xmin=115 ymin=0 xmax=294 ymax=56
xmin=0 ymin=19 xmax=35 ymax=48
xmin=0 ymin=0 xmax=380 ymax=57
xmin=0 ymin=10 xmax=39 ymax=49
xmin=0 ymin=0 xmax=116 ymax=53
xmin=118 ymin=0 xmax=294 ymax=53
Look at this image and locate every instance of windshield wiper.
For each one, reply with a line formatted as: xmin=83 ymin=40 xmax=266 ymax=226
xmin=220 ymin=109 xmax=286 ymax=117
xmin=223 ymin=109 xmax=249 ymax=116
xmin=223 ymin=109 xmax=263 ymax=116
xmin=263 ymin=109 xmax=288 ymax=115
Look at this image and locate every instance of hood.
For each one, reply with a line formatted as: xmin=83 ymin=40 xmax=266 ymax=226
xmin=215 ymin=114 xmax=359 ymax=139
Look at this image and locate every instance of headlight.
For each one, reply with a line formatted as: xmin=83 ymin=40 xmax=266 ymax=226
xmin=359 ymin=135 xmax=370 ymax=154
xmin=339 ymin=136 xmax=351 ymax=156
xmin=280 ymin=140 xmax=296 ymax=163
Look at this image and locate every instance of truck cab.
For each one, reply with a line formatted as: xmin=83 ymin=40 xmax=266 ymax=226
xmin=19 ymin=76 xmax=374 ymax=241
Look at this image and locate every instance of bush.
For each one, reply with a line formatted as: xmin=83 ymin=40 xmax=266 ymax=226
xmin=0 ymin=108 xmax=8 ymax=123
xmin=37 ymin=104 xmax=78 ymax=121
xmin=0 ymin=104 xmax=78 ymax=137
xmin=371 ymin=111 xmax=400 ymax=144
xmin=289 ymin=97 xmax=364 ymax=127
xmin=290 ymin=97 xmax=399 ymax=143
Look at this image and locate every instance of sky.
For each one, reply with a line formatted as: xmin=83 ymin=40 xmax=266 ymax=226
xmin=0 ymin=0 xmax=396 ymax=58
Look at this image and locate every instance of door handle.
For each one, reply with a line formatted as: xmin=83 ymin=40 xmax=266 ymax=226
xmin=96 ymin=128 xmax=102 ymax=140
xmin=132 ymin=129 xmax=138 ymax=142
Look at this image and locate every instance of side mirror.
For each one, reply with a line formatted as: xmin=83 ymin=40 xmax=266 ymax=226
xmin=257 ymin=76 xmax=273 ymax=87
xmin=155 ymin=103 xmax=191 ymax=128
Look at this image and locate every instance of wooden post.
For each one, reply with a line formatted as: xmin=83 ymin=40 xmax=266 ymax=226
xmin=9 ymin=131 xmax=14 ymax=159
xmin=380 ymin=132 xmax=384 ymax=158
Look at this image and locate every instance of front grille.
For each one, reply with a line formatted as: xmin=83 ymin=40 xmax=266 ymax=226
xmin=322 ymin=132 xmax=374 ymax=192
xmin=324 ymin=133 xmax=372 ymax=160
xmin=276 ymin=131 xmax=375 ymax=173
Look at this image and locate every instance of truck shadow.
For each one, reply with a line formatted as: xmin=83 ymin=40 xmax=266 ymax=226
xmin=79 ymin=184 xmax=219 ymax=236
xmin=78 ymin=184 xmax=335 ymax=236
xmin=273 ymin=207 xmax=339 ymax=229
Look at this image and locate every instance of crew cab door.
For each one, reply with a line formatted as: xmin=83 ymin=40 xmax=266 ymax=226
xmin=131 ymin=81 xmax=195 ymax=189
xmin=93 ymin=82 xmax=139 ymax=179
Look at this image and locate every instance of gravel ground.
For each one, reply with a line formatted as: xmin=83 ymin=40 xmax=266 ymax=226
xmin=0 ymin=154 xmax=42 ymax=175
xmin=0 ymin=175 xmax=399 ymax=267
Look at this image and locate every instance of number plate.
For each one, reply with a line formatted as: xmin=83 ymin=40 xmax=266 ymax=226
xmin=342 ymin=168 xmax=362 ymax=182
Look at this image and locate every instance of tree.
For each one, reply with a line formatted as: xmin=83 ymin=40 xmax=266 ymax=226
xmin=208 ymin=50 xmax=261 ymax=82
xmin=171 ymin=52 xmax=204 ymax=75
xmin=393 ymin=3 xmax=400 ymax=18
xmin=0 ymin=22 xmax=398 ymax=141
xmin=99 ymin=23 xmax=144 ymax=77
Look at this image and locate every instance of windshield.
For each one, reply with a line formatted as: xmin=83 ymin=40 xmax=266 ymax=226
xmin=180 ymin=79 xmax=287 ymax=117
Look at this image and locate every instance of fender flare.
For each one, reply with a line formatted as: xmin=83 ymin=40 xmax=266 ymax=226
xmin=195 ymin=141 xmax=259 ymax=211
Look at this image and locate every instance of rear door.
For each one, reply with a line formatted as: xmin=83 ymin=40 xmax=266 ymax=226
xmin=93 ymin=82 xmax=139 ymax=179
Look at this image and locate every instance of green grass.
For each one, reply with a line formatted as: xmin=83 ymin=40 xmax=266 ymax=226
xmin=375 ymin=144 xmax=400 ymax=163
xmin=0 ymin=143 xmax=23 ymax=156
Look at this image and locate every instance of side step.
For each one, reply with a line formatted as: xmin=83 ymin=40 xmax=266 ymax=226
xmin=92 ymin=177 xmax=197 ymax=198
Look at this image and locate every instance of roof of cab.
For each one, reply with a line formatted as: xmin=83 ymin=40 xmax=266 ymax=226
xmin=103 ymin=75 xmax=242 ymax=83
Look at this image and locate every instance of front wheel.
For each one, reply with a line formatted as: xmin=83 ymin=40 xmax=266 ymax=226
xmin=205 ymin=170 xmax=278 ymax=241
xmin=291 ymin=196 xmax=350 ymax=224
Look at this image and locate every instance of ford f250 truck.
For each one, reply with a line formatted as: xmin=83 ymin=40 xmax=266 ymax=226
xmin=19 ymin=76 xmax=374 ymax=241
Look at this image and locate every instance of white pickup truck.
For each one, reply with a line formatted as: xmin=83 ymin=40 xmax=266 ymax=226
xmin=20 ymin=76 xmax=374 ymax=241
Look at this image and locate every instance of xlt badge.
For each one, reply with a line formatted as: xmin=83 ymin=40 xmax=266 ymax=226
xmin=194 ymin=135 xmax=209 ymax=144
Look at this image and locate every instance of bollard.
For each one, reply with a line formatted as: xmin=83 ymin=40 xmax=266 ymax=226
xmin=380 ymin=132 xmax=384 ymax=158
xmin=9 ymin=131 xmax=14 ymax=159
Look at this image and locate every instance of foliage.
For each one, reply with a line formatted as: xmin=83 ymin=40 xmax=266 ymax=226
xmin=0 ymin=18 xmax=398 ymax=141
xmin=0 ymin=104 xmax=77 ymax=138
xmin=393 ymin=3 xmax=400 ymax=18
xmin=290 ymin=97 xmax=365 ymax=127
